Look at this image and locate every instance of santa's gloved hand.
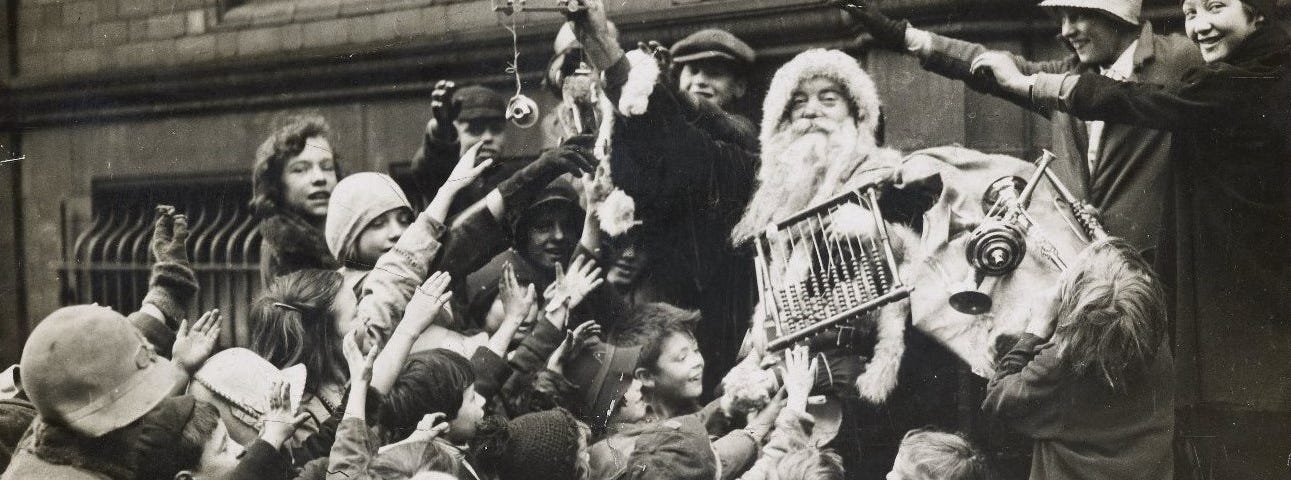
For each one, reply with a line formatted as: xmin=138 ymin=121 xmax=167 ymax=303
xmin=835 ymin=0 xmax=908 ymax=51
xmin=496 ymin=135 xmax=596 ymax=217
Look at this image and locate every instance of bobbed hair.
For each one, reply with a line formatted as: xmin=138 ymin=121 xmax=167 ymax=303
xmin=249 ymin=113 xmax=344 ymax=218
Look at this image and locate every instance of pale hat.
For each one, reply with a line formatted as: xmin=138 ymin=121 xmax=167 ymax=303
xmin=189 ymin=348 xmax=306 ymax=432
xmin=1037 ymin=0 xmax=1141 ymax=26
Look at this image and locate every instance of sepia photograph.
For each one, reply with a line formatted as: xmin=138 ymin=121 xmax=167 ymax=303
xmin=0 ymin=0 xmax=1289 ymax=478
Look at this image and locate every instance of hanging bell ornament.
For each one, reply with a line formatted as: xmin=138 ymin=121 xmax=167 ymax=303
xmin=506 ymin=94 xmax=540 ymax=129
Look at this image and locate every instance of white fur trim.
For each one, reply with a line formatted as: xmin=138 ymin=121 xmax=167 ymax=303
xmin=760 ymin=49 xmax=882 ymax=151
xmin=618 ymin=50 xmax=660 ymax=117
xmin=856 ymin=298 xmax=909 ymax=403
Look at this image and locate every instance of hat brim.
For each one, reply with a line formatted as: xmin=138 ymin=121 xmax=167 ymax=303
xmin=673 ymin=50 xmax=740 ymax=65
xmin=1035 ymin=0 xmax=1140 ymax=25
xmin=66 ymin=357 xmax=185 ymax=437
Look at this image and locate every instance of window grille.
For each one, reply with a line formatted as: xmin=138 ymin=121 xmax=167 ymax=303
xmin=60 ymin=176 xmax=262 ymax=348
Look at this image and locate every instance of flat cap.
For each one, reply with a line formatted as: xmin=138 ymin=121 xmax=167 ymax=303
xmin=671 ymin=29 xmax=755 ymax=67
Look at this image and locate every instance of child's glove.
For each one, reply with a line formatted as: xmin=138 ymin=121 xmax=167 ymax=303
xmin=141 ymin=205 xmax=198 ymax=328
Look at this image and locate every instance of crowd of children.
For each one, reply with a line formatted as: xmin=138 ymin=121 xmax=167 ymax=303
xmin=2 ymin=0 xmax=1287 ymax=478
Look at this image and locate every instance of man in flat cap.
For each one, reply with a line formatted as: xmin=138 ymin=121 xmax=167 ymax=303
xmin=671 ymin=28 xmax=756 ymax=113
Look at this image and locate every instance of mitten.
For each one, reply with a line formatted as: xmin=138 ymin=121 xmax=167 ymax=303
xmin=837 ymin=0 xmax=909 ymax=51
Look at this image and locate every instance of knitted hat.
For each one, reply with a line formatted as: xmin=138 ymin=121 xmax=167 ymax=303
xmin=474 ymin=408 xmax=583 ymax=480
xmin=189 ymin=348 xmax=306 ymax=434
xmin=565 ymin=343 xmax=642 ymax=430
xmin=324 ymin=172 xmax=412 ymax=265
xmin=454 ymin=85 xmax=507 ymax=121
xmin=671 ymin=29 xmax=756 ymax=67
xmin=618 ymin=416 xmax=717 ymax=480
xmin=1037 ymin=0 xmax=1141 ymax=26
xmin=20 ymin=305 xmax=184 ymax=437
xmin=760 ymin=49 xmax=882 ymax=153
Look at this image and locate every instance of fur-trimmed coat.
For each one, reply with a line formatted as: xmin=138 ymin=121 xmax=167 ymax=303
xmin=258 ymin=211 xmax=339 ymax=286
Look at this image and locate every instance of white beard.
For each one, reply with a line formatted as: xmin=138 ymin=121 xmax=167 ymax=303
xmin=730 ymin=118 xmax=873 ymax=246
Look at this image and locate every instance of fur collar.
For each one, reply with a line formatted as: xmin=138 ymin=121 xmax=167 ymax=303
xmin=20 ymin=419 xmax=138 ymax=480
xmin=260 ymin=211 xmax=340 ymax=270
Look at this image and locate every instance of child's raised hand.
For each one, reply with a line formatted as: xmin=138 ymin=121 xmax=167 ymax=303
xmin=343 ymin=330 xmax=380 ymax=384
xmin=444 ymin=142 xmax=494 ymax=194
xmin=260 ymin=380 xmax=310 ymax=448
xmin=404 ymin=272 xmax=454 ymax=333
xmin=547 ymin=320 xmax=601 ymax=373
xmin=781 ymin=345 xmax=817 ymax=413
xmin=497 ymin=263 xmax=531 ymax=320
xmin=544 ymin=256 xmax=604 ymax=313
xmin=173 ymin=309 xmax=221 ymax=374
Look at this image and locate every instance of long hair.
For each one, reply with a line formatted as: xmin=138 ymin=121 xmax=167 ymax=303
xmin=1052 ymin=238 xmax=1166 ymax=390
xmin=249 ymin=113 xmax=343 ymax=218
xmin=249 ymin=269 xmax=348 ymax=393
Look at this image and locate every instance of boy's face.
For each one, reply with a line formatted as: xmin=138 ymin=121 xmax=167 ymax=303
xmin=454 ymin=118 xmax=508 ymax=160
xmin=518 ymin=203 xmax=581 ymax=273
xmin=605 ymin=233 xmax=650 ymax=287
xmin=353 ymin=207 xmax=414 ymax=268
xmin=1183 ymin=0 xmax=1262 ymax=63
xmin=611 ymin=379 xmax=648 ymax=424
xmin=279 ymin=136 xmax=338 ymax=220
xmin=447 ymin=385 xmax=486 ymax=444
xmin=642 ymin=332 xmax=705 ymax=402
xmin=193 ymin=418 xmax=246 ymax=478
xmin=679 ymin=60 xmax=746 ymax=111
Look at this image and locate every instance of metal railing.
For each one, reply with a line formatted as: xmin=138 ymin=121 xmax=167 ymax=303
xmin=60 ymin=177 xmax=262 ymax=348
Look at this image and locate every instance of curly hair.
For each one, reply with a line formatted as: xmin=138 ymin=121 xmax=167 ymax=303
xmin=249 ymin=269 xmax=348 ymax=393
xmin=249 ymin=113 xmax=343 ymax=217
xmin=775 ymin=447 xmax=845 ymax=480
xmin=897 ymin=428 xmax=987 ymax=480
xmin=1052 ymin=238 xmax=1167 ymax=390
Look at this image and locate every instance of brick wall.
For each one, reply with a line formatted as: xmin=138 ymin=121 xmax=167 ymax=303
xmin=13 ymin=0 xmax=554 ymax=80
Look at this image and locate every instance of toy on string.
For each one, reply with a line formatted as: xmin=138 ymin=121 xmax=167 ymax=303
xmin=493 ymin=0 xmax=589 ymax=128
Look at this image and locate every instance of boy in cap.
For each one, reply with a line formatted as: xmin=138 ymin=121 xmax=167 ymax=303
xmin=840 ymin=0 xmax=1201 ymax=262
xmin=410 ymin=83 xmax=515 ymax=214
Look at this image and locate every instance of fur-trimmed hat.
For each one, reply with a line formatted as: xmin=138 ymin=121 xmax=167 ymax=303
xmin=759 ymin=49 xmax=883 ymax=151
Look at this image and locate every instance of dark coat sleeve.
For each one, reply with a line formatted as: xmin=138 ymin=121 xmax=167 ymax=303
xmin=981 ymin=334 xmax=1064 ymax=436
xmin=410 ymin=132 xmax=462 ymax=196
xmin=600 ymin=57 xmax=759 ymax=224
xmin=919 ymin=31 xmax=1076 ymax=117
xmin=1061 ymin=72 xmax=1237 ymax=131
